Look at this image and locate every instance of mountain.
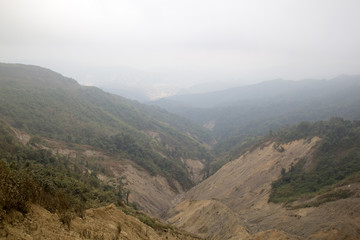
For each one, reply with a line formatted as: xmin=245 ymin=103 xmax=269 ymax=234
xmin=2 ymin=63 xmax=360 ymax=239
xmin=0 ymin=121 xmax=200 ymax=239
xmin=164 ymin=119 xmax=360 ymax=239
xmin=151 ymin=76 xmax=360 ymax=154
xmin=155 ymin=76 xmax=360 ymax=108
xmin=0 ymin=63 xmax=214 ymax=216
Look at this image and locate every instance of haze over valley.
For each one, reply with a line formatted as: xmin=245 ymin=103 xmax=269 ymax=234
xmin=1 ymin=0 xmax=360 ymax=239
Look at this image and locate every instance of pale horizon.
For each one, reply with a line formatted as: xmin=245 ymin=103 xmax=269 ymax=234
xmin=1 ymin=0 xmax=360 ymax=99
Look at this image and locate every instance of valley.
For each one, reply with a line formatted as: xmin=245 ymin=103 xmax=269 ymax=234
xmin=1 ymin=63 xmax=360 ymax=239
xmin=164 ymin=137 xmax=360 ymax=239
xmin=152 ymin=75 xmax=360 ymax=156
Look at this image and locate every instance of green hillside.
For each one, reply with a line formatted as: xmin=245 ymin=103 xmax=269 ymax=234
xmin=0 ymin=121 xmax=195 ymax=235
xmin=269 ymin=118 xmax=360 ymax=203
xmin=3 ymin=62 xmax=359 ymax=211
xmin=0 ymin=63 xmax=214 ymax=189
xmin=152 ymin=76 xmax=360 ymax=155
xmin=0 ymin=121 xmax=123 ymax=224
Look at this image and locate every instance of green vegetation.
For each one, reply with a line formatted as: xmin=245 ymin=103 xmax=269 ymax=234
xmin=202 ymin=135 xmax=263 ymax=176
xmin=0 ymin=121 xmax=196 ymax=234
xmin=2 ymin=63 xmax=359 ymax=215
xmin=269 ymin=118 xmax=360 ymax=203
xmin=0 ymin=63 xmax=214 ymax=190
xmin=154 ymin=76 xmax=360 ymax=155
xmin=0 ymin=122 xmax=126 ymax=224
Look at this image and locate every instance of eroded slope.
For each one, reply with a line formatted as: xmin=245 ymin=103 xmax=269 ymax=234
xmin=1 ymin=204 xmax=200 ymax=240
xmin=163 ymin=137 xmax=360 ymax=239
xmin=184 ymin=138 xmax=320 ymax=212
xmin=166 ymin=199 xmax=249 ymax=240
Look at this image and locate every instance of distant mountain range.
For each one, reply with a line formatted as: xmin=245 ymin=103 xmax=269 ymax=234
xmin=151 ymin=75 xmax=360 ymax=153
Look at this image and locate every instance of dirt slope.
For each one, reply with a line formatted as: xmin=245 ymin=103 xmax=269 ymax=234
xmin=184 ymin=138 xmax=320 ymax=210
xmin=108 ymin=161 xmax=184 ymax=217
xmin=166 ymin=199 xmax=249 ymax=240
xmin=164 ymin=137 xmax=360 ymax=239
xmin=164 ymin=199 xmax=302 ymax=240
xmin=11 ymin=129 xmax=188 ymax=218
xmin=1 ymin=204 xmax=200 ymax=240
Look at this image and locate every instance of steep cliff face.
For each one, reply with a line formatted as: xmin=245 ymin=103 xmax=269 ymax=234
xmin=164 ymin=137 xmax=360 ymax=239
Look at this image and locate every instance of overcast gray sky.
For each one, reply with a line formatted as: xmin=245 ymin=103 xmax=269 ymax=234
xmin=1 ymin=0 xmax=360 ymax=88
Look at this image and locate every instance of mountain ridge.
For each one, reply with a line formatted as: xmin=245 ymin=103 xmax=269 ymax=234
xmin=0 ymin=62 xmax=214 ymax=216
xmin=155 ymin=75 xmax=360 ymax=108
xmin=2 ymin=63 xmax=360 ymax=239
xmin=151 ymin=75 xmax=360 ymax=155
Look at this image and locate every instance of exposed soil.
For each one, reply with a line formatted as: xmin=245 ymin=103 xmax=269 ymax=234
xmin=164 ymin=137 xmax=360 ymax=239
xmin=11 ymin=128 xmax=360 ymax=239
xmin=181 ymin=159 xmax=205 ymax=184
xmin=109 ymin=161 xmax=184 ymax=217
xmin=10 ymin=127 xmax=31 ymax=145
xmin=0 ymin=204 xmax=200 ymax=240
xmin=203 ymin=120 xmax=215 ymax=131
xmin=166 ymin=199 xmax=249 ymax=240
xmin=10 ymin=131 xmax=191 ymax=218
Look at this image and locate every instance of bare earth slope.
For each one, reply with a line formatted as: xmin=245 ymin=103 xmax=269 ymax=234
xmin=166 ymin=199 xmax=249 ymax=240
xmin=106 ymin=161 xmax=184 ymax=217
xmin=164 ymin=137 xmax=360 ymax=239
xmin=1 ymin=204 xmax=200 ymax=240
xmin=184 ymin=138 xmax=320 ymax=209
xmin=11 ymin=129 xmax=189 ymax=218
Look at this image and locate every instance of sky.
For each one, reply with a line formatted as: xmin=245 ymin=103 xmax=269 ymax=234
xmin=1 ymin=0 xmax=360 ymax=98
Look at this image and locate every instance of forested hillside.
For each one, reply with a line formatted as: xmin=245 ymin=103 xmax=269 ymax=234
xmin=0 ymin=121 xmax=122 ymax=224
xmin=152 ymin=76 xmax=360 ymax=154
xmin=0 ymin=63 xmax=214 ymax=190
xmin=0 ymin=121 xmax=202 ymax=239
